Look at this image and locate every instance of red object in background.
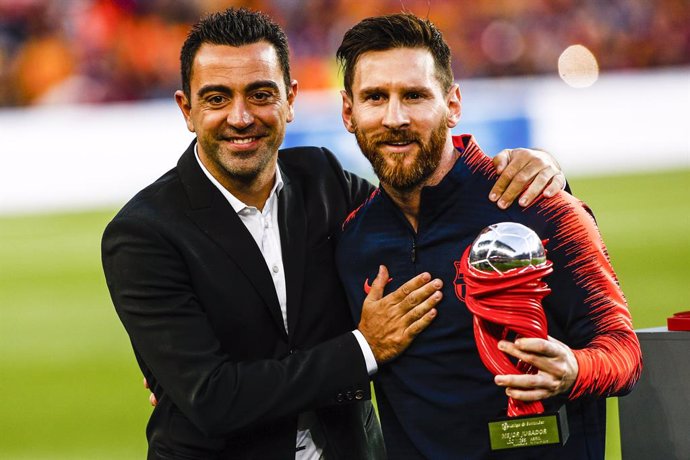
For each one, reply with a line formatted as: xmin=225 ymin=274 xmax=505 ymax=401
xmin=667 ymin=311 xmax=690 ymax=331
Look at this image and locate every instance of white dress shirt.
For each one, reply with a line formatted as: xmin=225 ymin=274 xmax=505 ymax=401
xmin=194 ymin=147 xmax=376 ymax=458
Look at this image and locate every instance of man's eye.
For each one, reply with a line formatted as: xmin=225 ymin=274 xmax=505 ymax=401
xmin=208 ymin=95 xmax=226 ymax=104
xmin=251 ymin=92 xmax=272 ymax=102
xmin=366 ymin=94 xmax=383 ymax=102
xmin=407 ymin=92 xmax=422 ymax=100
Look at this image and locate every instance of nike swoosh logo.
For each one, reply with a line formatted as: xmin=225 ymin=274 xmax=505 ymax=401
xmin=363 ymin=277 xmax=393 ymax=294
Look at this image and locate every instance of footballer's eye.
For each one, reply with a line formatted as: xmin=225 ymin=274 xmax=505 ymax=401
xmin=365 ymin=93 xmax=385 ymax=102
xmin=406 ymin=91 xmax=430 ymax=101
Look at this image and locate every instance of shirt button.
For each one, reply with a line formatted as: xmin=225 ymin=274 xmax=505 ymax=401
xmin=354 ymin=390 xmax=364 ymax=400
xmin=272 ymin=265 xmax=279 ymax=273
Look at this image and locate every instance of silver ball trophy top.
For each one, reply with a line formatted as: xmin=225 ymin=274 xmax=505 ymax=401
xmin=468 ymin=222 xmax=546 ymax=274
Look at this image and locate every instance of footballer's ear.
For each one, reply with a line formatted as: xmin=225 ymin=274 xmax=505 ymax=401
xmin=446 ymin=84 xmax=462 ymax=128
xmin=341 ymin=90 xmax=356 ymax=133
xmin=175 ymin=90 xmax=195 ymax=133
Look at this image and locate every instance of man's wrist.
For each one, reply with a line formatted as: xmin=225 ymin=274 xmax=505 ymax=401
xmin=352 ymin=330 xmax=378 ymax=376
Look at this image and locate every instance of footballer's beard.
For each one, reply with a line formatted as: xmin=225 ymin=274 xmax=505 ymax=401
xmin=354 ymin=121 xmax=447 ymax=192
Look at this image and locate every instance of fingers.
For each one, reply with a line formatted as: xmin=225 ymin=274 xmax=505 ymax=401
xmin=494 ymin=336 xmax=578 ymax=400
xmin=495 ymin=374 xmax=555 ymax=401
xmin=398 ymin=283 xmax=443 ymax=346
xmin=144 ymin=377 xmax=157 ymax=406
xmin=404 ymin=307 xmax=438 ymax=338
xmin=516 ymin=166 xmax=563 ymax=206
xmin=402 ymin=285 xmax=442 ymax=320
xmin=498 ymin=338 xmax=561 ymax=377
xmin=385 ymin=270 xmax=433 ymax=304
xmin=542 ymin=172 xmax=566 ymax=198
xmin=358 ymin=271 xmax=442 ymax=363
xmin=488 ymin=164 xmax=519 ymax=208
xmin=492 ymin=149 xmax=511 ymax=174
xmin=399 ymin=277 xmax=443 ymax=314
xmin=401 ymin=285 xmax=442 ymax=329
xmin=489 ymin=148 xmax=563 ymax=209
xmin=493 ymin=155 xmax=538 ymax=209
xmin=499 ymin=337 xmax=559 ymax=359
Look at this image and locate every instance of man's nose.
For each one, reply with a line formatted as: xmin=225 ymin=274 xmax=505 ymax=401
xmin=226 ymin=99 xmax=254 ymax=129
xmin=382 ymin=98 xmax=410 ymax=130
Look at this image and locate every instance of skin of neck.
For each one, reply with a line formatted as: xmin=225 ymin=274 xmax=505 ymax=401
xmin=381 ymin=133 xmax=459 ymax=232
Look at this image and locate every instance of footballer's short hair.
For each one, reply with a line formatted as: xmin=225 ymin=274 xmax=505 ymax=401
xmin=336 ymin=13 xmax=454 ymax=95
xmin=180 ymin=8 xmax=291 ymax=99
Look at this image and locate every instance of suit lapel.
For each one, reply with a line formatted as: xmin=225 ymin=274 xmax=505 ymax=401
xmin=177 ymin=142 xmax=287 ymax=338
xmin=277 ymin=161 xmax=306 ymax=338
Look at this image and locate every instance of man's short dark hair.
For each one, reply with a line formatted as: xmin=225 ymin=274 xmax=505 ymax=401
xmin=336 ymin=13 xmax=453 ymax=95
xmin=180 ymin=8 xmax=291 ymax=99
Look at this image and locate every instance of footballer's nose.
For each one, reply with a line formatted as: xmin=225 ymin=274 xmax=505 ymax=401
xmin=382 ymin=97 xmax=410 ymax=130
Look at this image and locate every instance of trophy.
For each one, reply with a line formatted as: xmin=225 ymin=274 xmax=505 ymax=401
xmin=455 ymin=222 xmax=569 ymax=451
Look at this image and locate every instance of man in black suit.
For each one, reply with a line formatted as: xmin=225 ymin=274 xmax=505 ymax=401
xmin=102 ymin=8 xmax=564 ymax=459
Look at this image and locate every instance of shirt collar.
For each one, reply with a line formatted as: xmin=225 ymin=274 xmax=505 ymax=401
xmin=194 ymin=142 xmax=283 ymax=214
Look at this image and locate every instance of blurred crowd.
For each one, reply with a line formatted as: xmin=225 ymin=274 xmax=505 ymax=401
xmin=0 ymin=0 xmax=688 ymax=107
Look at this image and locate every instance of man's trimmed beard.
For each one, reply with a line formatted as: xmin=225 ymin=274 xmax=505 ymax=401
xmin=198 ymin=128 xmax=280 ymax=184
xmin=353 ymin=120 xmax=447 ymax=191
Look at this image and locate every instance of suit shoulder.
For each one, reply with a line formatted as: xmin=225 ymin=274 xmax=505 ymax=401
xmin=278 ymin=146 xmax=344 ymax=175
xmin=341 ymin=189 xmax=381 ymax=233
xmin=110 ymin=166 xmax=183 ymax=223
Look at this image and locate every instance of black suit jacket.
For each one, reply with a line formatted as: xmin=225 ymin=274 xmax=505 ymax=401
xmin=102 ymin=141 xmax=382 ymax=459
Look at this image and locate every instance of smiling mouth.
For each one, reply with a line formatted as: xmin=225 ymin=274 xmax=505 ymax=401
xmin=226 ymin=136 xmax=259 ymax=144
xmin=380 ymin=140 xmax=417 ymax=150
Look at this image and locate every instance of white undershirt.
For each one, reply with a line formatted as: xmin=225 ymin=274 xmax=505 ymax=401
xmin=194 ymin=147 xmax=376 ymax=459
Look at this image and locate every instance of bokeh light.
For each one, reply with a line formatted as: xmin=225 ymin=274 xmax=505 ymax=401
xmin=558 ymin=44 xmax=599 ymax=88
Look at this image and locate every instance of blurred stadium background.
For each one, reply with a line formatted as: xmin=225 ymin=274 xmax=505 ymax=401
xmin=0 ymin=0 xmax=688 ymax=458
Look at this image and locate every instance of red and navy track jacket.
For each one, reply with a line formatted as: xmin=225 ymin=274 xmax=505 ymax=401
xmin=335 ymin=135 xmax=642 ymax=460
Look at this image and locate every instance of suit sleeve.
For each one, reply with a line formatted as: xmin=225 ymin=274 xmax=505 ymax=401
xmin=538 ymin=193 xmax=642 ymax=400
xmin=102 ymin=215 xmax=371 ymax=437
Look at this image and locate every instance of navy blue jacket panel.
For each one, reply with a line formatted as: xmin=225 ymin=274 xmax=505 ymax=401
xmin=335 ymin=135 xmax=640 ymax=460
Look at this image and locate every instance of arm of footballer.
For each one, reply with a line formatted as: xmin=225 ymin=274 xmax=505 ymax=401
xmin=490 ymin=148 xmax=567 ymax=209
xmin=357 ymin=265 xmax=442 ymax=364
xmin=492 ymin=336 xmax=579 ymax=401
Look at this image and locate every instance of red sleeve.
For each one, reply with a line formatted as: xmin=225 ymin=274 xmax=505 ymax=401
xmin=536 ymin=192 xmax=642 ymax=399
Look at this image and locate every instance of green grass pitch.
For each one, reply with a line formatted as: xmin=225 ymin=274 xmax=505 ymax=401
xmin=1 ymin=168 xmax=687 ymax=458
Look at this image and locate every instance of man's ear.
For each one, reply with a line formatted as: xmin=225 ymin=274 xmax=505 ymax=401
xmin=286 ymin=80 xmax=299 ymax=123
xmin=175 ymin=90 xmax=195 ymax=133
xmin=446 ymin=83 xmax=462 ymax=128
xmin=341 ymin=90 xmax=355 ymax=133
